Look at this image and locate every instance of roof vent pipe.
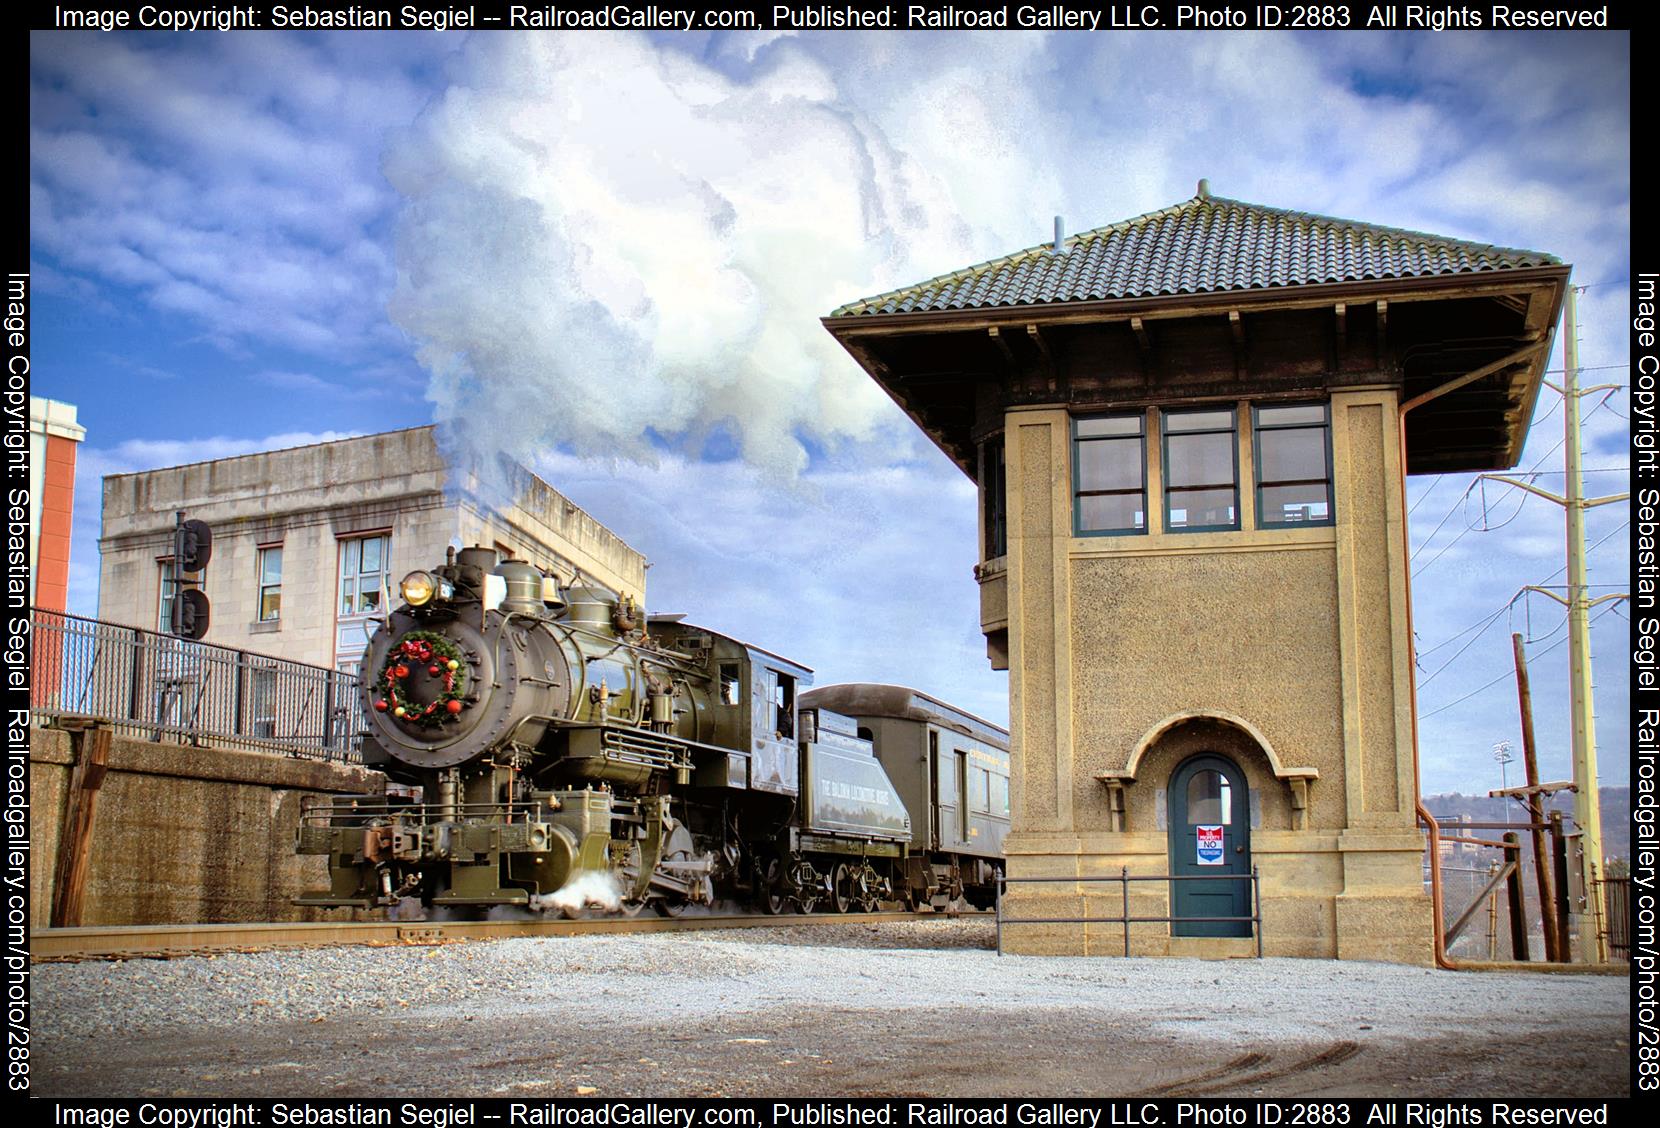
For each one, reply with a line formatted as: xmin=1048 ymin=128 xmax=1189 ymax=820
xmin=1197 ymin=178 xmax=1211 ymax=199
xmin=1052 ymin=215 xmax=1065 ymax=254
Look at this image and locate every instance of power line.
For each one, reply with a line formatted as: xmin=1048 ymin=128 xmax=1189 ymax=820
xmin=1408 ymin=474 xmax=1445 ymax=516
xmin=1413 ymin=520 xmax=1630 ymax=663
xmin=1420 ymin=600 xmax=1625 ymax=720
xmin=1410 ymin=390 xmax=1620 ymax=579
xmin=1419 ymin=597 xmax=1519 ymax=687
xmin=1410 ymin=481 xmax=1477 ymax=562
xmin=1528 ymin=467 xmax=1630 ymax=475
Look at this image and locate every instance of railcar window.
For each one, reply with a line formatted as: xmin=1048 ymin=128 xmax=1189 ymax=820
xmin=1163 ymin=408 xmax=1239 ymax=531
xmin=971 ymin=767 xmax=991 ymax=814
xmin=773 ymin=672 xmax=795 ymax=739
xmin=992 ymin=774 xmax=1009 ymax=817
xmin=1254 ymin=403 xmax=1333 ymax=526
xmin=1073 ymin=413 xmax=1146 ymax=535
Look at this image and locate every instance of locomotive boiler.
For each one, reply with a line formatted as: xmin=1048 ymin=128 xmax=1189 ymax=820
xmin=296 ymin=546 xmax=913 ymax=916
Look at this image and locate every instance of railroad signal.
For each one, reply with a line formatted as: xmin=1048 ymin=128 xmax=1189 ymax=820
xmin=172 ymin=587 xmax=211 ymax=641
xmin=168 ymin=511 xmax=213 ymax=640
xmin=176 ymin=517 xmax=213 ymax=573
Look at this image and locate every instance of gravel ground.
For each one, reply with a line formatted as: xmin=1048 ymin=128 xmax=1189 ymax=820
xmin=33 ymin=919 xmax=1630 ymax=1099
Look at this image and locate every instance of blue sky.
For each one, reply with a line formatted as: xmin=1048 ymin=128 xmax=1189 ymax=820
xmin=29 ymin=29 xmax=1631 ymax=797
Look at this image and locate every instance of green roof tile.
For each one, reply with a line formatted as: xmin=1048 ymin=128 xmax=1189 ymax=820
xmin=829 ymin=192 xmax=1560 ymax=318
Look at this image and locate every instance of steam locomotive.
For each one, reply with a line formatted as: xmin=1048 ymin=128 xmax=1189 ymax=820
xmin=296 ymin=546 xmax=1009 ymax=916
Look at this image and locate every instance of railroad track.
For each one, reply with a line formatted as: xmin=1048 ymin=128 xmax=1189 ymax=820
xmin=31 ymin=910 xmax=952 ymax=962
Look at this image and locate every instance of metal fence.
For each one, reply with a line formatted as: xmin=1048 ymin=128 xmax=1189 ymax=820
xmin=30 ymin=607 xmax=365 ymax=763
xmin=1601 ymin=874 xmax=1630 ymax=961
xmin=994 ymin=868 xmax=1263 ymax=957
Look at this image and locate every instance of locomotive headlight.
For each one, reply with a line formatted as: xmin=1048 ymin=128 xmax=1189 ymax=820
xmin=400 ymin=570 xmax=438 ymax=607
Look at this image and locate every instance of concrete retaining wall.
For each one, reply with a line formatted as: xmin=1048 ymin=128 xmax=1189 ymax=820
xmin=30 ymin=725 xmax=384 ymax=925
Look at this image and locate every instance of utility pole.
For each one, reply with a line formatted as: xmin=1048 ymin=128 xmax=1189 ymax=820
xmin=1480 ymin=286 xmax=1626 ymax=962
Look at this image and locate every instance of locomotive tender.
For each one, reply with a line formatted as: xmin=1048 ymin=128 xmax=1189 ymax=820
xmin=296 ymin=546 xmax=1007 ymax=916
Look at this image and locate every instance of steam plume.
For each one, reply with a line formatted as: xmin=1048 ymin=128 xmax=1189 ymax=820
xmin=384 ymin=34 xmax=972 ymax=480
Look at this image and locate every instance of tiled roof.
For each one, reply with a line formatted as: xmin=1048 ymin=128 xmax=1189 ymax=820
xmin=829 ymin=192 xmax=1560 ymax=318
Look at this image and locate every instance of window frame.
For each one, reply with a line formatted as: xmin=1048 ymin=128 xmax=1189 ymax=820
xmin=256 ymin=544 xmax=283 ymax=623
xmin=337 ymin=533 xmax=391 ymax=619
xmin=1071 ymin=411 xmax=1148 ymax=537
xmin=1161 ymin=406 xmax=1240 ymax=533
xmin=157 ymin=556 xmax=206 ymax=633
xmin=1252 ymin=402 xmax=1335 ymax=528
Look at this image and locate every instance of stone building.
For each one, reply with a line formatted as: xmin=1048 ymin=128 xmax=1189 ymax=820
xmin=825 ymin=186 xmax=1569 ymax=962
xmin=97 ymin=427 xmax=647 ymax=672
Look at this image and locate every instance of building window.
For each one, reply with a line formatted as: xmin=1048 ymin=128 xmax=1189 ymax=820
xmin=1073 ymin=413 xmax=1146 ymax=535
xmin=1254 ymin=403 xmax=1333 ymax=526
xmin=981 ymin=434 xmax=1007 ymax=559
xmin=339 ymin=535 xmax=390 ymax=617
xmin=157 ymin=558 xmax=205 ymax=633
xmin=257 ymin=545 xmax=283 ymax=622
xmin=1163 ymin=408 xmax=1238 ymax=532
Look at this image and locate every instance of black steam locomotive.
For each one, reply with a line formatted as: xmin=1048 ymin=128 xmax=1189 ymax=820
xmin=296 ymin=547 xmax=1008 ymax=916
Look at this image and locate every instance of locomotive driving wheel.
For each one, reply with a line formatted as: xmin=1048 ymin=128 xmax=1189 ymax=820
xmin=759 ymin=857 xmax=788 ymax=916
xmin=831 ymin=863 xmax=855 ymax=914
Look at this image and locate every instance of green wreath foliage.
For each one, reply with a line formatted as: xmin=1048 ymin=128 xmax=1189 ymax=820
xmin=375 ymin=630 xmax=469 ymax=727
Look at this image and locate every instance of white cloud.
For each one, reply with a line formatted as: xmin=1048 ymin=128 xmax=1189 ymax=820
xmin=29 ymin=34 xmax=445 ymax=363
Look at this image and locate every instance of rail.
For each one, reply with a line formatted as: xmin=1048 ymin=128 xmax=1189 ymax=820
xmin=31 ymin=910 xmax=949 ymax=961
xmin=29 ymin=607 xmax=365 ymax=763
xmin=994 ymin=867 xmax=1262 ymax=957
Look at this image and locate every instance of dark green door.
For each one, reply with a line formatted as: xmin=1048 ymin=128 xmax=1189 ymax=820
xmin=1169 ymin=754 xmax=1251 ymax=937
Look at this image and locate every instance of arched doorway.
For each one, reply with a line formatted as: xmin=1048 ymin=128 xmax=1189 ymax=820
xmin=1168 ymin=753 xmax=1252 ymax=938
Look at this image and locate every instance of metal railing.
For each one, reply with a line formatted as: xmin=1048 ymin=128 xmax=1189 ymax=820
xmin=1600 ymin=874 xmax=1630 ymax=961
xmin=995 ymin=867 xmax=1262 ymax=957
xmin=30 ymin=607 xmax=365 ymax=763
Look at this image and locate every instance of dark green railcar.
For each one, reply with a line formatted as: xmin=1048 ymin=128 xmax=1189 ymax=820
xmin=798 ymin=683 xmax=1011 ymax=909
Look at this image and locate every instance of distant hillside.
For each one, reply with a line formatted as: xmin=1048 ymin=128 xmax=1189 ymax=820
xmin=1423 ymin=787 xmax=1629 ymax=860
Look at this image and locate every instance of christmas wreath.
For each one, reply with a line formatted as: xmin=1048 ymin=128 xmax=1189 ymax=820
xmin=373 ymin=631 xmax=469 ymax=727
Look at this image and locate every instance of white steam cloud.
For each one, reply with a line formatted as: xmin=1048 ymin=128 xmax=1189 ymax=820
xmin=384 ymin=34 xmax=974 ymax=478
xmin=533 ymin=871 xmax=625 ymax=915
